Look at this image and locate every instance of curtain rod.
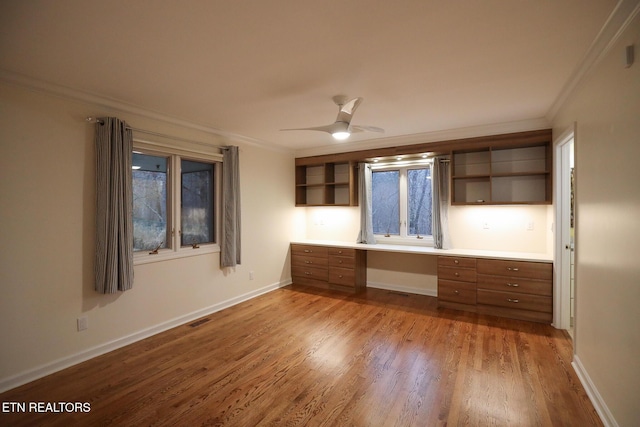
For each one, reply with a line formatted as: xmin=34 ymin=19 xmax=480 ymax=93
xmin=86 ymin=117 xmax=228 ymax=150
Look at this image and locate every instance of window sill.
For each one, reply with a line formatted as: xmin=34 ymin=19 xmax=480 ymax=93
xmin=374 ymin=235 xmax=434 ymax=247
xmin=133 ymin=244 xmax=220 ymax=265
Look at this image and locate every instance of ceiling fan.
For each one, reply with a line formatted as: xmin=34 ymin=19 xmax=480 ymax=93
xmin=281 ymin=95 xmax=384 ymax=140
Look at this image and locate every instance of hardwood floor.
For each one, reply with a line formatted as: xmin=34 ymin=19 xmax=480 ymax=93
xmin=0 ymin=286 xmax=601 ymax=426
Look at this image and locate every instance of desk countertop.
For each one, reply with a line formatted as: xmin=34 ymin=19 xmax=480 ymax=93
xmin=291 ymin=240 xmax=553 ymax=263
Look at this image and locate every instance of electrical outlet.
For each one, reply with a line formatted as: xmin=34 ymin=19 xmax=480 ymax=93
xmin=483 ymin=221 xmax=490 ymax=229
xmin=77 ymin=316 xmax=88 ymax=331
xmin=249 ymin=271 xmax=254 ymax=280
xmin=527 ymin=221 xmax=535 ymax=231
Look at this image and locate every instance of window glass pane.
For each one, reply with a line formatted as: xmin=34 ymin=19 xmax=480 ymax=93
xmin=132 ymin=153 xmax=169 ymax=251
xmin=181 ymin=160 xmax=215 ymax=246
xmin=408 ymin=168 xmax=432 ymax=236
xmin=372 ymin=170 xmax=400 ymax=235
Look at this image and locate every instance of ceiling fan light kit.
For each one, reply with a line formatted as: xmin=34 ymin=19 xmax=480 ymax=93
xmin=281 ymin=96 xmax=384 ymax=141
xmin=331 ymin=121 xmax=351 ymax=140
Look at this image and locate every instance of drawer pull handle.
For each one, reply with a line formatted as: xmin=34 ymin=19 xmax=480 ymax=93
xmin=454 ymin=259 xmax=459 ymax=264
xmin=305 ymin=260 xmax=312 ymax=264
xmin=507 ymin=267 xmax=519 ymax=272
xmin=507 ymin=298 xmax=519 ymax=303
xmin=338 ymin=275 xmax=343 ymax=278
xmin=338 ymin=250 xmax=343 ymax=254
xmin=305 ymin=272 xmax=312 ymax=275
xmin=304 ymin=249 xmax=312 ymax=253
xmin=339 ymin=260 xmax=343 ymax=264
xmin=507 ymin=283 xmax=519 ymax=287
xmin=454 ymin=290 xmax=459 ymax=295
xmin=454 ymin=272 xmax=460 ymax=277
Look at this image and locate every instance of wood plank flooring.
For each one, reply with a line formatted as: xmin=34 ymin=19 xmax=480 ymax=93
xmin=0 ymin=286 xmax=602 ymax=426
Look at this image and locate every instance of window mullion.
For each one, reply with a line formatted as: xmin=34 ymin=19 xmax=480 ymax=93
xmin=399 ymin=168 xmax=408 ymax=238
xmin=172 ymin=155 xmax=181 ymax=251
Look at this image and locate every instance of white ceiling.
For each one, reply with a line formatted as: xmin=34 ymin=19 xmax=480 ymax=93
xmin=0 ymin=1 xmax=619 ymax=154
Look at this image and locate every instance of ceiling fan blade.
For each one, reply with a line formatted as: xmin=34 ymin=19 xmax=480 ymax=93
xmin=336 ymin=97 xmax=363 ymax=124
xmin=350 ymin=125 xmax=385 ymax=134
xmin=280 ymin=124 xmax=336 ymax=134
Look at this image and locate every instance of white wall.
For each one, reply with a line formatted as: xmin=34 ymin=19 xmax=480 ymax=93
xmin=0 ymin=82 xmax=299 ymax=390
xmin=551 ymin=13 xmax=640 ymax=427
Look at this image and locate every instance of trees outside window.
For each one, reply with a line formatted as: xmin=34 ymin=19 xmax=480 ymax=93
xmin=372 ymin=165 xmax=432 ymax=241
xmin=132 ymin=149 xmax=219 ymax=257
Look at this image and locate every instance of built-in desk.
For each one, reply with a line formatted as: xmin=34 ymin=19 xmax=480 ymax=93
xmin=290 ymin=240 xmax=553 ymax=323
xmin=292 ymin=240 xmax=552 ymax=263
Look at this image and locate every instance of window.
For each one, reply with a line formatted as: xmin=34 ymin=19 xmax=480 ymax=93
xmin=132 ymin=143 xmax=221 ymax=263
xmin=133 ymin=153 xmax=169 ymax=251
xmin=372 ymin=162 xmax=433 ymax=243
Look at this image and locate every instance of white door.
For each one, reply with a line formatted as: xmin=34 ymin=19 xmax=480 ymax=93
xmin=554 ymin=127 xmax=575 ymax=332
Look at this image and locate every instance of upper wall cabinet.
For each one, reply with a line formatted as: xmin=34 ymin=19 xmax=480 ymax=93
xmin=452 ymin=141 xmax=552 ymax=205
xmin=295 ymin=161 xmax=358 ymax=206
xmin=294 ymin=129 xmax=552 ymax=207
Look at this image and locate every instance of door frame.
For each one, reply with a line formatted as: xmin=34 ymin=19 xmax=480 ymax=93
xmin=553 ymin=123 xmax=576 ymax=331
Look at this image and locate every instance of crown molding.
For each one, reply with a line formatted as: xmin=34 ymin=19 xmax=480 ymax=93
xmin=0 ymin=69 xmax=291 ymax=153
xmin=293 ymin=117 xmax=551 ymax=158
xmin=546 ymin=0 xmax=640 ymax=121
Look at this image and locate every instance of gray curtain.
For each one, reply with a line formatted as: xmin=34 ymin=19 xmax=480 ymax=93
xmin=94 ymin=117 xmax=134 ymax=293
xmin=356 ymin=163 xmax=377 ymax=244
xmin=432 ymin=156 xmax=451 ymax=249
xmin=221 ymin=146 xmax=241 ymax=267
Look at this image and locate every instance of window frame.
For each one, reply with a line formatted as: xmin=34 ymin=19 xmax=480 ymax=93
xmin=371 ymin=160 xmax=434 ymax=246
xmin=132 ymin=139 xmax=223 ymax=265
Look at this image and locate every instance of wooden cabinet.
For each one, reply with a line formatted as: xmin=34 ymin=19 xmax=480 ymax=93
xmin=291 ymin=244 xmax=366 ymax=292
xmin=452 ymin=142 xmax=552 ymax=205
xmin=295 ymin=161 xmax=358 ymax=206
xmin=476 ymin=259 xmax=553 ymax=323
xmin=290 ymin=244 xmax=328 ymax=288
xmin=437 ymin=256 xmax=477 ymax=312
xmin=437 ymin=256 xmax=553 ymax=323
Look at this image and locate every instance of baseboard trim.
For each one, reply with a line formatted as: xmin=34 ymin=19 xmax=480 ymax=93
xmin=572 ymin=355 xmax=617 ymax=427
xmin=367 ymin=281 xmax=437 ymax=297
xmin=0 ymin=279 xmax=291 ymax=394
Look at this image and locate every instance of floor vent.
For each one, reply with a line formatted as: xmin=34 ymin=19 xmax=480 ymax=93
xmin=388 ymin=291 xmax=410 ymax=297
xmin=188 ymin=318 xmax=211 ymax=327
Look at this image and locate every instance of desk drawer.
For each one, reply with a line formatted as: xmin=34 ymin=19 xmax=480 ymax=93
xmin=438 ymin=266 xmax=477 ymax=283
xmin=329 ymin=255 xmax=355 ymax=269
xmin=438 ymin=256 xmax=476 ymax=269
xmin=329 ymin=267 xmax=355 ymax=287
xmin=438 ymin=280 xmax=476 ymax=305
xmin=477 ymin=274 xmax=551 ymax=297
xmin=292 ymin=254 xmax=328 ymax=269
xmin=291 ymin=244 xmax=328 ymax=258
xmin=477 ymin=289 xmax=552 ymax=313
xmin=477 ymin=259 xmax=552 ymax=280
xmin=292 ymin=265 xmax=328 ymax=281
xmin=328 ymin=247 xmax=355 ymax=258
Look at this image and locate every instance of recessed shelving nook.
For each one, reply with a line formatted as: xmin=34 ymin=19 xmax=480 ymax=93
xmin=295 ymin=161 xmax=358 ymax=206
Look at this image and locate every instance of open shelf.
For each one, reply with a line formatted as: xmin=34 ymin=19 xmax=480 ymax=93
xmin=452 ymin=142 xmax=551 ymax=205
xmin=295 ymin=161 xmax=358 ymax=206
